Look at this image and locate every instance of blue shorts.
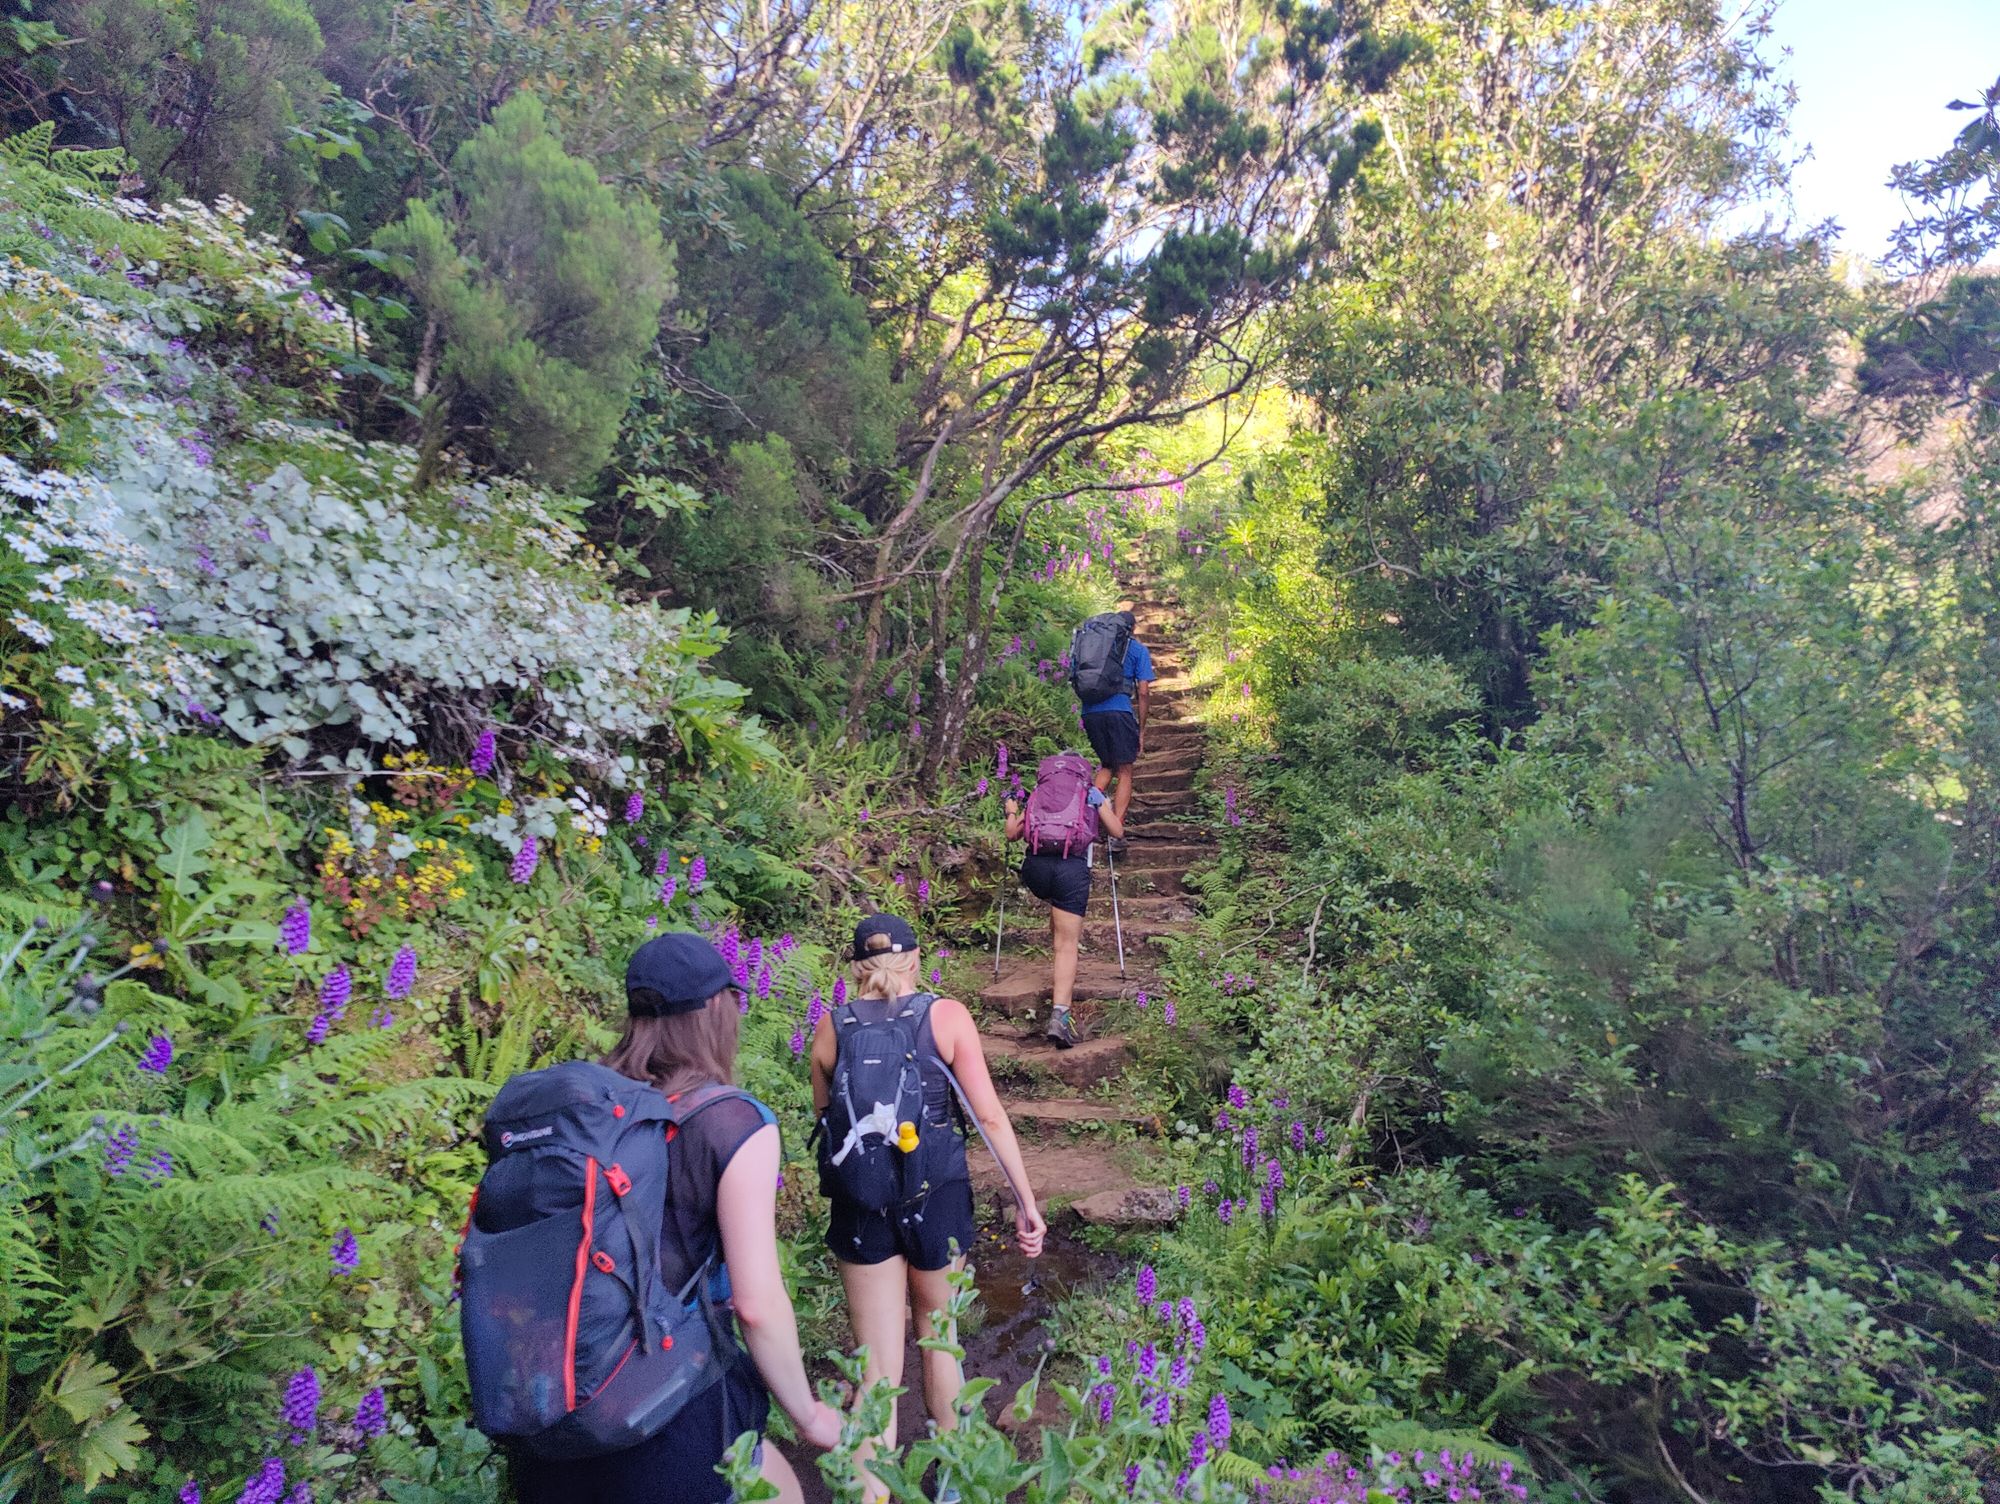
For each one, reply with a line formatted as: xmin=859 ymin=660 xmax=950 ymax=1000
xmin=1082 ymin=710 xmax=1140 ymax=768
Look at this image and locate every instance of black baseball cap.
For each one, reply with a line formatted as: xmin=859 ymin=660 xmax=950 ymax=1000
xmin=852 ymin=913 xmax=919 ymax=960
xmin=625 ymin=932 xmax=734 ymax=1015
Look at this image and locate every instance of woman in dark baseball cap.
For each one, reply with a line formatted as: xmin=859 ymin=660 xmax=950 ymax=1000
xmin=809 ymin=915 xmax=1044 ymax=1501
xmin=511 ymin=932 xmax=840 ymax=1504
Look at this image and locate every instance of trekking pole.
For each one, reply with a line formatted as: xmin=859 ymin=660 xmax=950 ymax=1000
xmin=1108 ymin=841 xmax=1126 ymax=978
xmin=993 ymin=835 xmax=1008 ymax=978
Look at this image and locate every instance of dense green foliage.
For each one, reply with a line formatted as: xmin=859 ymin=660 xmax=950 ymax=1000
xmin=3 ymin=0 xmax=1999 ymax=1501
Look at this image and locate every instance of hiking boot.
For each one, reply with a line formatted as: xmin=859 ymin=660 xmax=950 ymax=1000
xmin=1044 ymin=1008 xmax=1079 ymax=1049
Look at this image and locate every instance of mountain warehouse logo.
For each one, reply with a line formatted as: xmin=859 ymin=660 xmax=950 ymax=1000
xmin=499 ymin=1125 xmax=554 ymax=1147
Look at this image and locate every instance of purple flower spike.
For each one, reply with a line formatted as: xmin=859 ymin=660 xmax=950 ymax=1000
xmin=384 ymin=945 xmax=418 ymax=1001
xmin=320 ymin=966 xmax=352 ymax=1019
xmin=282 ymin=1485 xmax=311 ymax=1504
xmin=789 ymin=1028 xmax=805 ymax=1057
xmin=1227 ymin=1086 xmax=1249 ymax=1115
xmin=139 ymin=1034 xmax=174 ymax=1073
xmin=917 ymin=878 xmax=931 ymax=905
xmin=1164 ymin=999 xmax=1177 ymax=1026
xmin=624 ymin=792 xmax=644 ymax=824
xmin=141 ymin=1150 xmax=174 ymax=1185
xmin=469 ymin=729 xmax=496 ymax=776
xmin=1136 ymin=1265 xmax=1157 ymax=1306
xmin=659 ymin=875 xmax=679 ymax=906
xmin=369 ymin=1006 xmax=394 ymax=1029
xmin=654 ymin=850 xmax=673 ymax=877
xmin=1207 ymin=1392 xmax=1232 ymax=1449
xmin=509 ymin=835 xmax=540 ymax=884
xmin=104 ymin=1123 xmax=137 ymax=1177
xmin=280 ymin=901 xmax=311 ymax=956
xmin=281 ymin=1367 xmax=321 ymax=1444
xmin=687 ymin=855 xmax=707 ymax=890
xmin=181 ymin=1483 xmax=203 ymax=1504
xmin=354 ymin=1386 xmax=387 ymax=1440
xmin=237 ymin=1458 xmax=286 ymax=1504
xmin=331 ymin=1228 xmax=360 ymax=1275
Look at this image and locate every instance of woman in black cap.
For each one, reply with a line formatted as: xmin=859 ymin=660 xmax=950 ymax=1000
xmin=512 ymin=931 xmax=842 ymax=1504
xmin=810 ymin=914 xmax=1045 ymax=1502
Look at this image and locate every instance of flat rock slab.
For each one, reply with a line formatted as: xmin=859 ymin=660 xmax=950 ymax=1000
xmin=1007 ymin=1096 xmax=1162 ymax=1135
xmin=984 ymin=1032 xmax=1135 ymax=1090
xmin=974 ymin=1142 xmax=1142 ymax=1206
xmin=1070 ymin=1185 xmax=1182 ymax=1228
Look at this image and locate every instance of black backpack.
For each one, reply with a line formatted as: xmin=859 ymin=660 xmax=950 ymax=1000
xmin=459 ymin=1061 xmax=772 ymax=1461
xmin=815 ymin=993 xmax=964 ymax=1212
xmin=1068 ymin=612 xmax=1133 ymax=705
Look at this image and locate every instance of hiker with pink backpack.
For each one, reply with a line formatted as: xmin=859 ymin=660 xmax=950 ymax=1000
xmin=1003 ymin=751 xmax=1126 ymax=1048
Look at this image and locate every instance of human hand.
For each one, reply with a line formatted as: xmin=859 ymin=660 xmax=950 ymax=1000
xmin=1015 ymin=1200 xmax=1047 ymax=1259
xmin=1004 ymin=797 xmax=1020 ymax=817
xmin=1085 ymin=787 xmax=1107 ymax=809
xmin=797 ymin=1397 xmax=844 ymax=1451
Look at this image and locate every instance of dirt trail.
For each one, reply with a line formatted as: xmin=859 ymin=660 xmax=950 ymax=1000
xmin=785 ymin=580 xmax=1212 ymax=1499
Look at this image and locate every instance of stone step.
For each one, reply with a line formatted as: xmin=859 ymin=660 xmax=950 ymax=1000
xmin=972 ymin=1141 xmax=1143 ymax=1210
xmin=1132 ymin=769 xmax=1198 ymax=794
xmin=980 ymin=957 xmax=1144 ymax=1016
xmin=1071 ymin=1185 xmax=1181 ymax=1229
xmin=1006 ymin=1095 xmax=1161 ymax=1136
xmin=983 ymin=1031 xmax=1135 ymax=1091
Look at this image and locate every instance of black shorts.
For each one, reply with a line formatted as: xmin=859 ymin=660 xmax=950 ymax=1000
xmin=1082 ymin=710 xmax=1140 ymax=769
xmin=1020 ymin=851 xmax=1091 ymax=917
xmin=826 ymin=1178 xmax=975 ymax=1270
xmin=511 ymin=1359 xmax=768 ymax=1504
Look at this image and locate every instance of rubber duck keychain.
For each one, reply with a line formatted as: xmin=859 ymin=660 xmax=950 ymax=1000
xmin=896 ymin=1119 xmax=919 ymax=1153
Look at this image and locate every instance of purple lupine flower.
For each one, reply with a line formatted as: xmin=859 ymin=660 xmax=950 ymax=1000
xmin=789 ymin=1028 xmax=805 ymax=1057
xmin=1164 ymin=1000 xmax=1177 ymax=1025
xmin=1093 ymin=1383 xmax=1115 ymax=1423
xmin=917 ymin=878 xmax=931 ymax=905
xmin=237 ymin=1458 xmax=286 ymax=1504
xmin=807 ymin=993 xmax=825 ymax=1029
xmin=1139 ymin=1343 xmax=1158 ymax=1379
xmin=280 ymin=901 xmax=311 ymax=956
xmin=331 ymin=1228 xmax=360 ymax=1274
xmin=1189 ymin=1317 xmax=1207 ymax=1352
xmin=746 ymin=937 xmax=763 ymax=974
xmin=1217 ymin=1199 xmax=1234 ymax=1226
xmin=1136 ymin=1265 xmax=1157 ymax=1306
xmin=283 ymin=1485 xmax=311 ymax=1504
xmin=1207 ymin=1392 xmax=1232 ymax=1449
xmin=1243 ymin=1125 xmax=1259 ymax=1168
xmin=141 ymin=1150 xmax=174 ymax=1185
xmin=1096 ymin=1355 xmax=1112 ymax=1377
xmin=104 ymin=1123 xmax=138 ymax=1176
xmin=1150 ymin=1390 xmax=1171 ymax=1427
xmin=1137 ymin=990 xmax=1149 ymax=1010
xmin=996 ymin=743 xmax=1009 ymax=779
xmin=687 ymin=855 xmax=706 ymax=890
xmin=1292 ymin=1120 xmax=1306 ymax=1153
xmin=1188 ymin=1431 xmax=1209 ymax=1474
xmin=181 ymin=1483 xmax=202 ymax=1504
xmin=1260 ymin=1186 xmax=1276 ymax=1218
xmin=509 ymin=836 xmax=539 ymax=884
xmin=384 ymin=945 xmax=418 ymax=1000
xmin=1216 ymin=1109 xmax=1231 ymax=1132
xmin=659 ymin=875 xmax=679 ymax=906
xmin=1315 ymin=1124 xmax=1329 ymax=1144
xmin=370 ymin=1006 xmax=394 ymax=1029
xmin=320 ymin=966 xmax=352 ymax=1019
xmin=306 ymin=1009 xmax=332 ymax=1046
xmin=1171 ymin=1354 xmax=1191 ymax=1389
xmin=139 ymin=1034 xmax=174 ymax=1073
xmin=470 ymin=729 xmax=497 ymax=776
xmin=1227 ymin=1083 xmax=1248 ymax=1111
xmin=975 ymin=777 xmax=989 ymax=796
xmin=654 ymin=850 xmax=673 ymax=877
xmin=354 ymin=1386 xmax=387 ymax=1440
xmin=624 ymin=792 xmax=644 ymax=824
xmin=281 ymin=1367 xmax=320 ymax=1444
xmin=755 ymin=965 xmax=772 ymax=1002
xmin=929 ymin=967 xmax=942 ymax=986
xmin=1177 ymin=1184 xmax=1191 ymax=1212
xmin=260 ymin=1208 xmax=281 ymax=1237
xmin=1178 ymin=1295 xmax=1197 ymax=1327
xmin=857 ymin=807 xmax=870 ymax=823
xmin=1125 ymin=1464 xmax=1141 ymax=1495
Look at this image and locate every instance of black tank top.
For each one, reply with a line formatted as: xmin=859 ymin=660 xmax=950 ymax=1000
xmin=842 ymin=992 xmax=970 ymax=1180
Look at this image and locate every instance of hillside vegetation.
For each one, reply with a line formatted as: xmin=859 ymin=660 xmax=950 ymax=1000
xmin=1 ymin=5 xmax=1996 ymax=1503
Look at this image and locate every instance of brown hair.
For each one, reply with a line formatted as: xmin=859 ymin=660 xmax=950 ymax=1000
xmin=603 ymin=987 xmax=740 ymax=1097
xmin=851 ymin=931 xmax=921 ymax=1000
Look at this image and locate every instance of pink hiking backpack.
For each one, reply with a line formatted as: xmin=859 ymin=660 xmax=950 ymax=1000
xmin=1025 ymin=752 xmax=1101 ymax=858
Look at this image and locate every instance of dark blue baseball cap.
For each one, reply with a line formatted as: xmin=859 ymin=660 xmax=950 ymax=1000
xmin=625 ymin=932 xmax=734 ymax=1015
xmin=852 ymin=913 xmax=919 ymax=960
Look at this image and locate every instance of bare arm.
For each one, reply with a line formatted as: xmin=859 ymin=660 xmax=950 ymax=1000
xmin=716 ymin=1125 xmax=842 ymax=1445
xmin=1136 ymin=678 xmax=1151 ymax=745
xmin=1096 ymin=798 xmax=1123 ymax=840
xmin=930 ymin=998 xmax=1046 ymax=1257
xmin=1003 ymin=800 xmax=1026 ymax=841
xmin=810 ymin=1013 xmax=836 ymax=1114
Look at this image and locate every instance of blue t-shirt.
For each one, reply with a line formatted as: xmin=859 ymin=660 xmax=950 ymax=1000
xmin=1080 ymin=638 xmax=1156 ymax=716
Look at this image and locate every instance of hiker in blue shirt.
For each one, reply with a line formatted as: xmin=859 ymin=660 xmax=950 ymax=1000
xmin=1076 ymin=602 xmax=1156 ymax=850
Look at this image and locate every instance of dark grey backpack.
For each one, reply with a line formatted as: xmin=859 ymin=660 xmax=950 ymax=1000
xmin=1068 ymin=612 xmax=1133 ymax=705
xmin=816 ymin=993 xmax=963 ymax=1212
xmin=459 ymin=1061 xmax=772 ymax=1460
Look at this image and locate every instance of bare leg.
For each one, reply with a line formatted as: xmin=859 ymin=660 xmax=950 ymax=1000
xmin=762 ymin=1442 xmax=806 ymax=1504
xmin=908 ymin=1258 xmax=966 ymax=1432
xmin=839 ymin=1255 xmax=910 ymax=1504
xmin=1049 ymin=906 xmax=1082 ymax=1012
xmin=1093 ymin=764 xmax=1114 ymax=793
xmin=1112 ymin=762 xmax=1135 ymax=823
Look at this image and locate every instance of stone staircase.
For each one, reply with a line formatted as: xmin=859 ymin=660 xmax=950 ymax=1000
xmin=970 ymin=589 xmax=1212 ymax=1229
